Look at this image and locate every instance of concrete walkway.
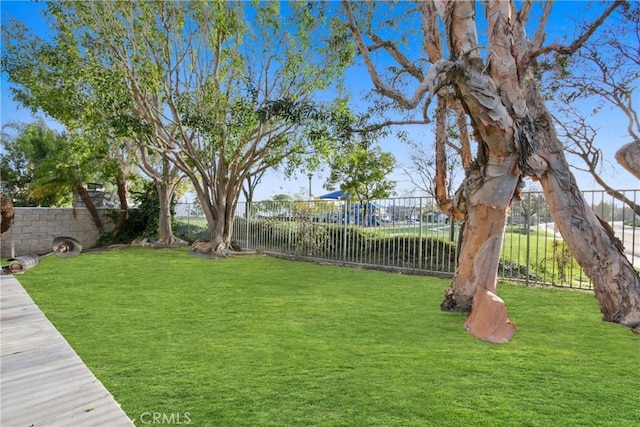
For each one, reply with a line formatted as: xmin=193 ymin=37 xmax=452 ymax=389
xmin=1 ymin=274 xmax=133 ymax=427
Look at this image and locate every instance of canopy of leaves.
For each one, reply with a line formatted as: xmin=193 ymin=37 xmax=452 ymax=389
xmin=1 ymin=2 xmax=358 ymax=227
xmin=1 ymin=121 xmax=77 ymax=206
xmin=325 ymin=144 xmax=396 ymax=202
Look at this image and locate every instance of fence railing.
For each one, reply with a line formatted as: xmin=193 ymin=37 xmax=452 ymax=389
xmin=174 ymin=190 xmax=639 ymax=290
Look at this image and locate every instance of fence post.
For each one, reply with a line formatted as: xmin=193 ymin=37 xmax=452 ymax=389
xmin=288 ymin=201 xmax=293 ymax=253
xmin=418 ymin=197 xmax=424 ymax=270
xmin=187 ymin=203 xmax=192 ymax=243
xmin=342 ymin=201 xmax=348 ymax=262
xmin=525 ymin=193 xmax=531 ymax=286
xmin=245 ymin=201 xmax=250 ymax=250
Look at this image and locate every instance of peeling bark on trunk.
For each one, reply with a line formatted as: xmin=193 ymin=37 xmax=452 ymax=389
xmin=530 ymin=98 xmax=640 ymax=332
xmin=442 ymin=203 xmax=512 ymax=310
xmin=463 ymin=287 xmax=516 ymax=343
xmin=437 ymin=56 xmax=521 ymax=341
xmin=441 ymin=162 xmax=518 ymax=342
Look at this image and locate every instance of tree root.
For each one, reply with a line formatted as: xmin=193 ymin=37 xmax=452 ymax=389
xmin=440 ymin=287 xmax=471 ymax=313
xmin=152 ymin=236 xmax=188 ymax=248
xmin=190 ymin=240 xmax=236 ymax=258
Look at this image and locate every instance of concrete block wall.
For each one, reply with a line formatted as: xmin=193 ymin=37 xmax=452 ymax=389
xmin=0 ymin=208 xmax=113 ymax=257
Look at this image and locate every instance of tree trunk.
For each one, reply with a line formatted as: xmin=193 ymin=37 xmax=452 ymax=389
xmin=206 ymin=200 xmax=234 ymax=255
xmin=223 ymin=204 xmax=236 ymax=249
xmin=1 ymin=194 xmax=15 ymax=237
xmin=441 ymin=202 xmax=512 ymax=312
xmin=112 ymin=169 xmax=128 ymax=238
xmin=362 ymin=199 xmax=369 ymax=226
xmin=155 ymin=182 xmax=179 ymax=244
xmin=440 ymin=158 xmax=519 ymax=342
xmin=529 ymin=95 xmax=640 ymax=332
xmin=436 ymin=50 xmax=523 ymax=341
xmin=192 ymin=180 xmax=240 ymax=256
xmin=75 ymin=184 xmax=105 ymax=233
xmin=210 ymin=219 xmax=226 ymax=253
xmin=341 ymin=0 xmax=636 ymax=339
xmin=137 ymin=148 xmax=184 ymax=245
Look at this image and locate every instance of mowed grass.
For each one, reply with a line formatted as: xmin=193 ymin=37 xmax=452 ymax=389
xmin=16 ymin=248 xmax=640 ymax=426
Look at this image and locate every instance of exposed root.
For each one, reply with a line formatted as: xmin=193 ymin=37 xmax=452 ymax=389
xmin=440 ymin=287 xmax=471 ymax=313
xmin=191 ymin=240 xmax=214 ymax=256
xmin=153 ymin=236 xmax=188 ymax=248
xmin=190 ymin=240 xmax=242 ymax=258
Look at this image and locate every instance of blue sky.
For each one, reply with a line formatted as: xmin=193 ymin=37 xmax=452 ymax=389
xmin=1 ymin=1 xmax=637 ymax=201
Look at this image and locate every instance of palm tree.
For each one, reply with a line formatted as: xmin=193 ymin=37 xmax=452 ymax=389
xmin=29 ymin=130 xmax=106 ymax=233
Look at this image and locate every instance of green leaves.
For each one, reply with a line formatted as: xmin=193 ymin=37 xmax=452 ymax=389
xmin=2 ymin=1 xmax=360 ymax=244
xmin=326 ymin=144 xmax=397 ymax=202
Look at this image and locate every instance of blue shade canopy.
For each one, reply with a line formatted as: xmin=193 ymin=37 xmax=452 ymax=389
xmin=318 ymin=190 xmax=350 ymax=200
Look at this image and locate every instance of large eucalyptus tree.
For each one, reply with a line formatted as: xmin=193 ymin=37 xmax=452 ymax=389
xmin=340 ymin=0 xmax=639 ymax=340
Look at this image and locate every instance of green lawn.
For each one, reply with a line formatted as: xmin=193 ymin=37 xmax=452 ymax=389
xmin=17 ymin=248 xmax=639 ymax=426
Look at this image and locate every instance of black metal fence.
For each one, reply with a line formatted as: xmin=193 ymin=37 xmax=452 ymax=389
xmin=174 ymin=190 xmax=639 ymax=290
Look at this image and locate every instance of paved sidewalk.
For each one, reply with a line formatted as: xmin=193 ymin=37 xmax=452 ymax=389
xmin=1 ymin=274 xmax=133 ymax=427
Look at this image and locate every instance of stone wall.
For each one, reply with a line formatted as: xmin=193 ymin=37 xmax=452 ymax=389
xmin=0 ymin=208 xmax=113 ymax=257
xmin=73 ymin=189 xmax=122 ymax=209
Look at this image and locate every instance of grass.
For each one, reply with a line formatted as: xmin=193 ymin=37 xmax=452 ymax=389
xmin=175 ymin=216 xmax=208 ymax=230
xmin=16 ymin=247 xmax=640 ymax=426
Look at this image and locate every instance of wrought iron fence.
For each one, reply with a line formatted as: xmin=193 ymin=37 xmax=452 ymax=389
xmin=174 ymin=189 xmax=639 ymax=290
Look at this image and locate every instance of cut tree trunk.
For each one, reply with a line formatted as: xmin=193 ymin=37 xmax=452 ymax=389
xmin=615 ymin=140 xmax=640 ymax=180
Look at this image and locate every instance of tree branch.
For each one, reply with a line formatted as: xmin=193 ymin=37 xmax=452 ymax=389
xmin=367 ymin=33 xmax=423 ymax=81
xmin=348 ymin=119 xmax=430 ymax=134
xmin=342 ymin=1 xmax=450 ymax=115
xmin=528 ymin=1 xmax=624 ymax=60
